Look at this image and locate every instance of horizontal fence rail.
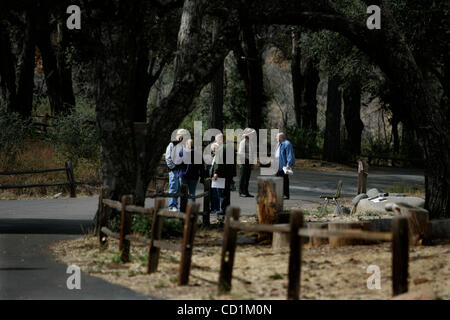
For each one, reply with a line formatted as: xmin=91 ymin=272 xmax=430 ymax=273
xmin=98 ymin=193 xmax=200 ymax=285
xmin=219 ymin=207 xmax=409 ymax=300
xmin=0 ymin=161 xmax=101 ymax=197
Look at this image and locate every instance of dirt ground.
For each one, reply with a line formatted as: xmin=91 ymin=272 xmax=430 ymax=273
xmin=50 ymin=225 xmax=450 ymax=300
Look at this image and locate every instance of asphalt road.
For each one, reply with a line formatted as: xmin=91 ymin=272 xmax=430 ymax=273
xmin=0 ymin=167 xmax=423 ymax=299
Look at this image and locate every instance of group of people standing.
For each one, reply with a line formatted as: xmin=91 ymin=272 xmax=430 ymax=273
xmin=164 ymin=128 xmax=295 ymax=216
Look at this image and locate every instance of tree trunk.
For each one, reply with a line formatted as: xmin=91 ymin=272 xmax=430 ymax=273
xmin=392 ymin=115 xmax=400 ymax=154
xmin=291 ymin=30 xmax=302 ymax=126
xmin=36 ymin=3 xmax=74 ymax=115
xmin=209 ymin=20 xmax=224 ymax=132
xmin=238 ymin=10 xmax=265 ymax=131
xmin=291 ymin=31 xmax=320 ymax=130
xmin=15 ymin=8 xmax=36 ymax=119
xmin=323 ymin=76 xmax=341 ymax=162
xmin=0 ymin=25 xmax=18 ymax=113
xmin=55 ymin=21 xmax=75 ymax=113
xmin=301 ymin=59 xmax=320 ymax=130
xmin=343 ymin=79 xmax=363 ymax=157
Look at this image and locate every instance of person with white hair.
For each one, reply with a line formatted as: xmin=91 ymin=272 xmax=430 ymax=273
xmin=207 ymin=142 xmax=221 ymax=214
xmin=165 ymin=129 xmax=188 ymax=211
xmin=275 ymin=132 xmax=295 ymax=199
xmin=238 ymin=128 xmax=256 ymax=197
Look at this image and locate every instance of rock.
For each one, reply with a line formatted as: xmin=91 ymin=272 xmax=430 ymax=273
xmin=352 ymin=193 xmax=368 ymax=205
xmin=355 ymin=196 xmax=425 ymax=216
xmin=367 ymin=188 xmax=380 ymax=198
xmin=389 ymin=193 xmax=405 ymax=197
xmin=53 ymin=192 xmax=63 ymax=199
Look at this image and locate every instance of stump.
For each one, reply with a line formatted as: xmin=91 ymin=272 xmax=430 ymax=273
xmin=328 ymin=221 xmax=371 ymax=247
xmin=386 ymin=203 xmax=429 ymax=245
xmin=256 ymin=177 xmax=283 ymax=241
xmin=307 ymin=222 xmax=329 ymax=247
xmin=272 ymin=224 xmax=290 ymax=249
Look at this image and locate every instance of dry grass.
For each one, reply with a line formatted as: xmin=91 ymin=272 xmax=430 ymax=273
xmin=50 ymin=227 xmax=450 ymax=300
xmin=0 ymin=140 xmax=100 ymax=199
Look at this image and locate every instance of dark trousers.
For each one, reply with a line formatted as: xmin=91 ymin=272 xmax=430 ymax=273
xmin=276 ymin=170 xmax=290 ymax=198
xmin=219 ymin=179 xmax=231 ymax=214
xmin=239 ymin=164 xmax=252 ymax=195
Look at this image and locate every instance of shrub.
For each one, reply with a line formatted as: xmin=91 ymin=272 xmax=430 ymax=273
xmin=286 ymin=124 xmax=321 ymax=158
xmin=47 ymin=106 xmax=99 ymax=163
xmin=110 ymin=214 xmax=183 ymax=239
xmin=0 ymin=111 xmax=31 ymax=167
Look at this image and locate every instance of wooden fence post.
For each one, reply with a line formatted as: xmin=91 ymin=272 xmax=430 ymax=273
xmin=65 ymin=160 xmax=76 ymax=198
xmin=203 ymin=179 xmax=211 ymax=227
xmin=98 ymin=188 xmax=108 ymax=246
xmin=148 ymin=199 xmax=165 ymax=273
xmin=287 ymin=210 xmax=304 ymax=300
xmin=218 ymin=206 xmax=240 ymax=293
xmin=180 ymin=184 xmax=188 ymax=213
xmin=392 ymin=216 xmax=409 ymax=296
xmin=357 ymin=160 xmax=368 ymax=194
xmin=179 ymin=203 xmax=200 ymax=285
xmin=119 ymin=194 xmax=133 ymax=262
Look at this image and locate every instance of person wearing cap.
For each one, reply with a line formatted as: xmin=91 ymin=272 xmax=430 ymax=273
xmin=165 ymin=129 xmax=188 ymax=211
xmin=238 ymin=128 xmax=256 ymax=197
xmin=275 ymin=132 xmax=295 ymax=199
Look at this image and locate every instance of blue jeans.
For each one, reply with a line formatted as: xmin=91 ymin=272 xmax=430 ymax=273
xmin=181 ymin=178 xmax=198 ymax=203
xmin=168 ymin=171 xmax=181 ymax=209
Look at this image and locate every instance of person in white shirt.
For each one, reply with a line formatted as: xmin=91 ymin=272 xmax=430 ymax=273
xmin=238 ymin=128 xmax=256 ymax=197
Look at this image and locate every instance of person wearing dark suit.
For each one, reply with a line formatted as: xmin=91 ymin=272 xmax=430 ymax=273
xmin=212 ymin=139 xmax=237 ymax=216
xmin=274 ymin=132 xmax=295 ymax=199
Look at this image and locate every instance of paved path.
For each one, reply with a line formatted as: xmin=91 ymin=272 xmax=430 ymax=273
xmin=0 ymin=167 xmax=423 ymax=299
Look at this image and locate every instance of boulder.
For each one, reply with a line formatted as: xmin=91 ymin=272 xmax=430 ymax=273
xmin=352 ymin=193 xmax=368 ymax=205
xmin=367 ymin=188 xmax=380 ymax=198
xmin=355 ymin=196 xmax=425 ymax=216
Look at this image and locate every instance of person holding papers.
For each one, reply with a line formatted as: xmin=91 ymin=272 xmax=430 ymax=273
xmin=274 ymin=132 xmax=295 ymax=199
xmin=208 ymin=142 xmax=220 ymax=214
xmin=212 ymin=136 xmax=237 ymax=218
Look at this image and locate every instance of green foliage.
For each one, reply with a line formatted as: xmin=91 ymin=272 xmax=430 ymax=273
xmin=0 ymin=111 xmax=31 ymax=166
xmin=286 ymin=124 xmax=322 ymax=158
xmin=361 ymin=136 xmax=393 ymax=158
xmin=268 ymin=272 xmax=283 ymax=280
xmin=110 ymin=213 xmax=183 ymax=239
xmin=46 ymin=103 xmax=99 ymax=162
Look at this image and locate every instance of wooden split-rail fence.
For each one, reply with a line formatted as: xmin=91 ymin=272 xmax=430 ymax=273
xmin=218 ymin=207 xmax=409 ymax=300
xmin=98 ymin=187 xmax=208 ymax=285
xmin=0 ymin=160 xmax=90 ymax=197
xmin=145 ymin=180 xmax=211 ymax=227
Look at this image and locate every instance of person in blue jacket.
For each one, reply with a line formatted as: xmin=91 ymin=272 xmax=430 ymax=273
xmin=274 ymin=132 xmax=295 ymax=199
